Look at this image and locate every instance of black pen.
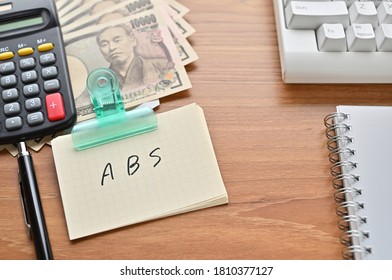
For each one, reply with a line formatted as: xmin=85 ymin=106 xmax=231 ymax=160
xmin=17 ymin=142 xmax=53 ymax=260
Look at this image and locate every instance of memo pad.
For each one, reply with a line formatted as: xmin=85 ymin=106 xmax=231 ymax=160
xmin=52 ymin=104 xmax=228 ymax=240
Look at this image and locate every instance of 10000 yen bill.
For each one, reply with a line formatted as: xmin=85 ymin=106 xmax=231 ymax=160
xmin=61 ymin=0 xmax=198 ymax=66
xmin=59 ymin=0 xmax=194 ymax=38
xmin=64 ymin=7 xmax=191 ymax=121
xmin=60 ymin=0 xmax=155 ymax=34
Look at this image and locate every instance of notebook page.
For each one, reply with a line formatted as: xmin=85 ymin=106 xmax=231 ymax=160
xmin=337 ymin=105 xmax=392 ymax=259
xmin=52 ymin=103 xmax=228 ymax=240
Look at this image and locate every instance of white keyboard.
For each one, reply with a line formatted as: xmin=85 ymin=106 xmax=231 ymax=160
xmin=273 ymin=0 xmax=392 ymax=83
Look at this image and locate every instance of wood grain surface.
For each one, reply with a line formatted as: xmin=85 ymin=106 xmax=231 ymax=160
xmin=2 ymin=0 xmax=392 ymax=260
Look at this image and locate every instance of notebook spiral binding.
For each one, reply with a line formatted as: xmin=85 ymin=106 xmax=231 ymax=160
xmin=324 ymin=112 xmax=372 ymax=260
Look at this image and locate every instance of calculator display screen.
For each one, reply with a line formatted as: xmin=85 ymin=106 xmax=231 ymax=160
xmin=0 ymin=14 xmax=44 ymax=33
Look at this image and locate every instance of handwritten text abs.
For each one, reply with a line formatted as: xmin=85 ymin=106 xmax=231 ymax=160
xmin=101 ymin=147 xmax=161 ymax=186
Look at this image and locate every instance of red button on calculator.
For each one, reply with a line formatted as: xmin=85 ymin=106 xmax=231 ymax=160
xmin=45 ymin=93 xmax=65 ymax=121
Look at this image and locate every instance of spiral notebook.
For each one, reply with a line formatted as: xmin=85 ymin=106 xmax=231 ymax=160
xmin=52 ymin=104 xmax=228 ymax=240
xmin=324 ymin=105 xmax=392 ymax=260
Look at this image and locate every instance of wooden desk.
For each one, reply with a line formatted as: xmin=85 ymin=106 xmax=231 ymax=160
xmin=1 ymin=0 xmax=392 ymax=260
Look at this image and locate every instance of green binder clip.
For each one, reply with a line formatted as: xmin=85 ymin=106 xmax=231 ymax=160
xmin=71 ymin=68 xmax=157 ymax=150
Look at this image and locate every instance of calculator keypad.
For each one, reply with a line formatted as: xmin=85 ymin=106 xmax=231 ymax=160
xmin=0 ymin=0 xmax=76 ymax=144
xmin=0 ymin=41 xmax=71 ymax=141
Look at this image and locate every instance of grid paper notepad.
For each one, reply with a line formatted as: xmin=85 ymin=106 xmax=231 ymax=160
xmin=52 ymin=103 xmax=228 ymax=240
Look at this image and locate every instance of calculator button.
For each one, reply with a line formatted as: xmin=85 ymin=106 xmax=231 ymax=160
xmin=5 ymin=116 xmax=22 ymax=131
xmin=2 ymin=88 xmax=19 ymax=102
xmin=1 ymin=74 xmax=17 ymax=88
xmin=39 ymin=53 xmax=56 ymax=66
xmin=23 ymin=84 xmax=40 ymax=97
xmin=0 ymin=61 xmax=15 ymax=74
xmin=25 ymin=97 xmax=42 ymax=111
xmin=44 ymin=79 xmax=60 ymax=92
xmin=46 ymin=93 xmax=65 ymax=121
xmin=41 ymin=66 xmax=58 ymax=79
xmin=4 ymin=102 xmax=21 ymax=116
xmin=21 ymin=70 xmax=38 ymax=84
xmin=38 ymin=43 xmax=54 ymax=52
xmin=18 ymin=47 xmax=34 ymax=56
xmin=19 ymin=57 xmax=36 ymax=70
xmin=0 ymin=51 xmax=14 ymax=60
xmin=27 ymin=112 xmax=44 ymax=126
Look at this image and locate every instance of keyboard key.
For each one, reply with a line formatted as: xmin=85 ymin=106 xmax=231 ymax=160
xmin=1 ymin=74 xmax=17 ymax=88
xmin=17 ymin=47 xmax=34 ymax=56
xmin=378 ymin=2 xmax=392 ymax=23
xmin=0 ymin=51 xmax=14 ymax=60
xmin=39 ymin=53 xmax=56 ymax=66
xmin=41 ymin=66 xmax=58 ymax=79
xmin=46 ymin=93 xmax=66 ymax=121
xmin=285 ymin=1 xmax=349 ymax=29
xmin=25 ymin=97 xmax=42 ymax=111
xmin=0 ymin=61 xmax=15 ymax=75
xmin=21 ymin=70 xmax=38 ymax=84
xmin=349 ymin=1 xmax=378 ymax=28
xmin=316 ymin=23 xmax=347 ymax=52
xmin=38 ymin=43 xmax=54 ymax=52
xmin=370 ymin=0 xmax=392 ymax=8
xmin=4 ymin=102 xmax=21 ymax=116
xmin=339 ymin=1 xmax=357 ymax=7
xmin=27 ymin=112 xmax=44 ymax=126
xmin=2 ymin=88 xmax=19 ymax=102
xmin=23 ymin=84 xmax=40 ymax=97
xmin=19 ymin=57 xmax=36 ymax=70
xmin=376 ymin=23 xmax=392 ymax=51
xmin=5 ymin=116 xmax=22 ymax=131
xmin=283 ymin=0 xmax=330 ymax=7
xmin=44 ymin=79 xmax=61 ymax=92
xmin=346 ymin=23 xmax=377 ymax=51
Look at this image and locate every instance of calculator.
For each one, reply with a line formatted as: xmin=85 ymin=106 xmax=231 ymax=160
xmin=0 ymin=0 xmax=76 ymax=145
